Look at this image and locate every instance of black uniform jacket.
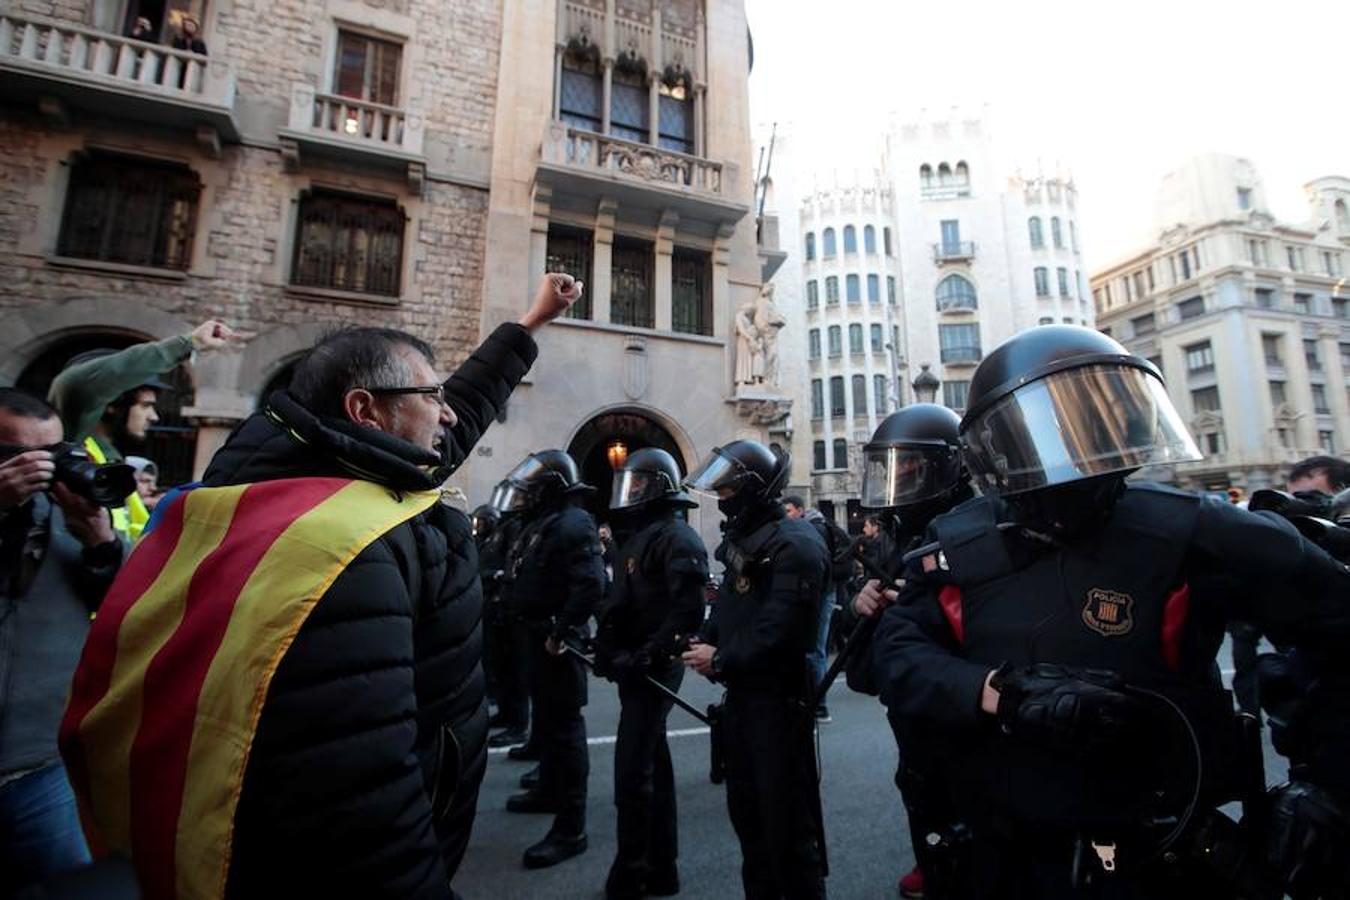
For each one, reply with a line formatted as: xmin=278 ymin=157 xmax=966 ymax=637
xmin=705 ymin=509 xmax=830 ymax=695
xmin=874 ymin=483 xmax=1350 ymax=826
xmin=210 ymin=323 xmax=536 ymax=899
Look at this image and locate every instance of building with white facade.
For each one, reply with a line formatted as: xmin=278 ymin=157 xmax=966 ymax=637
xmin=770 ymin=111 xmax=1092 ymax=528
xmin=1091 ymin=154 xmax=1350 ymax=492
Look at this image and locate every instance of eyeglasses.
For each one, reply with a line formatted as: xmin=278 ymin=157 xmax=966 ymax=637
xmin=365 ymin=385 xmax=445 ymax=399
xmin=364 ymin=385 xmax=451 ymax=409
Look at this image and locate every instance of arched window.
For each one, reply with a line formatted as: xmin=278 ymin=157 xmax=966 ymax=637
xmin=846 ymin=274 xmax=860 ymax=304
xmin=936 ymin=274 xmax=978 ymax=311
xmin=955 ymin=161 xmax=969 ymax=185
xmin=559 ymin=45 xmax=603 ymax=132
xmin=849 ymin=323 xmax=863 ymax=354
xmin=657 ymin=68 xmax=694 ymax=153
xmin=874 ymin=375 xmax=888 ymax=414
xmin=806 ymin=279 xmax=819 ymax=308
xmin=804 ymin=232 xmax=816 ymax=261
xmin=843 ymin=225 xmax=857 ymax=254
xmin=938 ymin=163 xmax=952 ymax=186
xmin=920 ymin=164 xmax=933 ymax=188
xmin=883 ymin=227 xmax=893 ymax=256
xmin=852 ymin=374 xmax=867 ymax=414
xmin=813 ymin=440 xmax=827 ymax=470
xmin=811 ymin=380 xmax=824 ymax=418
xmin=863 ymin=225 xmax=876 ymax=254
xmin=611 ymin=55 xmax=650 ymax=143
xmin=827 ymin=325 xmax=842 ymax=356
xmin=808 ymin=328 xmax=821 ymax=359
xmin=822 ymin=227 xmax=837 ymax=258
xmin=1051 ymin=216 xmax=1063 ymax=249
xmin=866 ymin=274 xmax=880 ymax=304
xmin=825 ymin=275 xmax=839 ymax=305
xmin=830 ymin=377 xmax=845 ymax=417
xmin=1337 ymin=199 xmax=1350 ymax=231
xmin=870 ymin=323 xmax=883 ymax=352
xmin=832 ymin=437 xmax=848 ymax=468
xmin=1028 ymin=216 xmax=1044 ymax=249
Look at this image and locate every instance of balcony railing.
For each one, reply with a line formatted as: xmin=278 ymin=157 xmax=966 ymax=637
xmin=932 ymin=241 xmax=976 ymax=263
xmin=544 ymin=125 xmax=723 ymax=194
xmin=0 ymin=12 xmax=237 ymax=139
xmin=936 ymin=297 xmax=978 ymax=314
xmin=941 ymin=346 xmax=983 ymax=364
xmin=283 ymin=83 xmax=423 ymax=156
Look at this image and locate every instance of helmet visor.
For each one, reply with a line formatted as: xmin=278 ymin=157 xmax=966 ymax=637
xmin=490 ymin=482 xmax=533 ymax=513
xmin=962 ymin=365 xmax=1201 ymax=496
xmin=503 ymin=455 xmax=545 ymax=484
xmin=683 ymin=449 xmax=743 ymax=498
xmin=860 ymin=445 xmax=961 ymax=509
xmin=611 ymin=469 xmax=671 ymax=510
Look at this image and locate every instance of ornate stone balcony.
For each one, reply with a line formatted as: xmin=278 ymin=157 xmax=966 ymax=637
xmin=0 ymin=12 xmax=238 ymax=151
xmin=278 ymin=84 xmax=426 ymax=192
xmin=537 ymin=122 xmax=746 ymax=227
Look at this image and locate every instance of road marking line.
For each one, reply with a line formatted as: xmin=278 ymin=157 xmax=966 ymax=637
xmin=488 ymin=726 xmax=710 ymax=755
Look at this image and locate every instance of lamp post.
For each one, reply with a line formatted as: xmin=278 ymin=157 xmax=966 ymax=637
xmin=912 ymin=364 xmax=941 ymax=405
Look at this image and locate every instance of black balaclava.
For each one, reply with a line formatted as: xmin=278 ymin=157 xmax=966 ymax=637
xmin=1006 ymin=473 xmax=1130 ymax=539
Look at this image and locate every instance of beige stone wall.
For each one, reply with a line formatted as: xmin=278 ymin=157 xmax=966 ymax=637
xmin=0 ymin=0 xmax=501 ymax=478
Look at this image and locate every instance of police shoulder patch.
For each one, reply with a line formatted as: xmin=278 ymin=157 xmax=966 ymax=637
xmin=1082 ymin=588 xmax=1134 ymax=637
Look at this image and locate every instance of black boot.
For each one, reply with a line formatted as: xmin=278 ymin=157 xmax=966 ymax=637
xmin=489 ymin=726 xmax=529 ymax=749
xmin=506 ymin=741 xmax=540 ymax=762
xmin=604 ymin=860 xmax=645 ymax=900
xmin=645 ymin=864 xmax=680 ymax=896
xmin=519 ymin=765 xmax=541 ymax=790
xmin=506 ymin=790 xmax=560 ymax=814
xmin=523 ymin=830 xmax=588 ymax=869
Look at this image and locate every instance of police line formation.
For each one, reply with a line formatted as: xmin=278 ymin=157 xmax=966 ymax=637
xmin=37 ymin=278 xmax=1350 ymax=900
xmin=472 ymin=325 xmax=1350 ymax=900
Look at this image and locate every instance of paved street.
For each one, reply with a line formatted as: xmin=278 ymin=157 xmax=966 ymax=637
xmin=455 ymin=639 xmax=1287 ymax=900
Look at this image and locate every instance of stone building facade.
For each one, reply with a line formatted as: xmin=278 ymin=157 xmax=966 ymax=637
xmin=1 ymin=0 xmax=778 ymax=547
xmin=770 ymin=112 xmax=1092 ymax=529
xmin=1091 ymin=154 xmax=1350 ymax=492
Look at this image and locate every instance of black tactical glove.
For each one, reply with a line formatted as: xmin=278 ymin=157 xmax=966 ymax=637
xmin=1265 ymin=780 xmax=1350 ymax=900
xmin=989 ymin=663 xmax=1143 ymax=753
xmin=593 ymin=647 xmax=651 ymax=682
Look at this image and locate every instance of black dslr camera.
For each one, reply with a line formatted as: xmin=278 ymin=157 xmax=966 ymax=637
xmin=52 ymin=443 xmax=137 ymax=507
xmin=0 ymin=442 xmax=139 ymax=508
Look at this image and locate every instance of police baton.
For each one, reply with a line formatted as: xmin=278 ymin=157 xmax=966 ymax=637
xmin=810 ymin=551 xmax=904 ymax=710
xmin=557 ymin=641 xmax=712 ymax=727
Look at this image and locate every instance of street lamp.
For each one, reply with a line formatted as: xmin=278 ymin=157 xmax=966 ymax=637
xmin=912 ymin=364 xmax=941 ymax=405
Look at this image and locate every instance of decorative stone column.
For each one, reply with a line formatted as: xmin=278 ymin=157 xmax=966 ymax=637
xmin=592 ymin=196 xmax=618 ymax=324
xmin=654 ymin=210 xmax=678 ymax=331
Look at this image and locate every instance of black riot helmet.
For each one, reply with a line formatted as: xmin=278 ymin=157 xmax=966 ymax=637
xmin=610 ymin=447 xmax=696 ymax=511
xmin=471 ymin=503 xmax=500 ymax=538
xmin=960 ymin=325 xmax=1201 ymax=499
xmin=492 ymin=449 xmax=594 ymax=513
xmin=684 ymin=439 xmax=789 ymax=526
xmin=861 ymin=404 xmax=967 ymax=512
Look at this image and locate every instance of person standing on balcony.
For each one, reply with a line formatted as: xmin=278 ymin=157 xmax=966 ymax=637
xmin=171 ymin=16 xmax=207 ymax=55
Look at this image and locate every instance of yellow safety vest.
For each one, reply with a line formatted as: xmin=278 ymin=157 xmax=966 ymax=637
xmin=83 ymin=436 xmax=150 ymax=543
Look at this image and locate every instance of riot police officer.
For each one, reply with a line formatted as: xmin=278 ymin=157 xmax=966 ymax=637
xmin=498 ymin=450 xmax=606 ymax=869
xmin=595 ymin=448 xmax=710 ymax=899
xmin=681 ymin=439 xmax=829 ymax=900
xmin=872 ymin=326 xmax=1350 ymax=899
xmin=845 ymin=404 xmax=974 ymax=899
xmin=475 ymin=498 xmax=531 ymax=747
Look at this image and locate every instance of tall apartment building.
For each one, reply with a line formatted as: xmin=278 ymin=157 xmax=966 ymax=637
xmin=1091 ymin=154 xmax=1350 ymax=492
xmin=0 ymin=0 xmax=779 ymax=549
xmin=771 ymin=112 xmax=1092 ymax=528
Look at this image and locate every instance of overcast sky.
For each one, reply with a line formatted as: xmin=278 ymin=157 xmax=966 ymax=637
xmin=746 ymin=0 xmax=1350 ymax=271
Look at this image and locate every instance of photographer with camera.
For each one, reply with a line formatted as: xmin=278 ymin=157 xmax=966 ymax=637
xmin=0 ymin=389 xmax=127 ymax=896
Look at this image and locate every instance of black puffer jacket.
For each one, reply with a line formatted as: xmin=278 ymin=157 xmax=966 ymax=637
xmin=209 ymin=323 xmax=537 ymax=899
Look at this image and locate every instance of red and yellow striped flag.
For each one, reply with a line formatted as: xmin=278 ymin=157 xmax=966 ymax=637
xmin=59 ymin=477 xmax=440 ymax=900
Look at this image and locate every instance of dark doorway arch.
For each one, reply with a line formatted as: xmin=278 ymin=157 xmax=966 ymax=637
xmin=17 ymin=332 xmax=198 ymax=488
xmin=566 ymin=409 xmax=686 ymax=523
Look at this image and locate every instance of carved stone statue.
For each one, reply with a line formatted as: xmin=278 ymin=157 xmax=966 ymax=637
xmin=734 ymin=300 xmax=763 ymax=388
xmin=754 ymin=284 xmax=787 ymax=388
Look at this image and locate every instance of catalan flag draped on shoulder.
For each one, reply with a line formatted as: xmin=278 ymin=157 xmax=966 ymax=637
xmin=59 ymin=477 xmax=438 ymax=900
